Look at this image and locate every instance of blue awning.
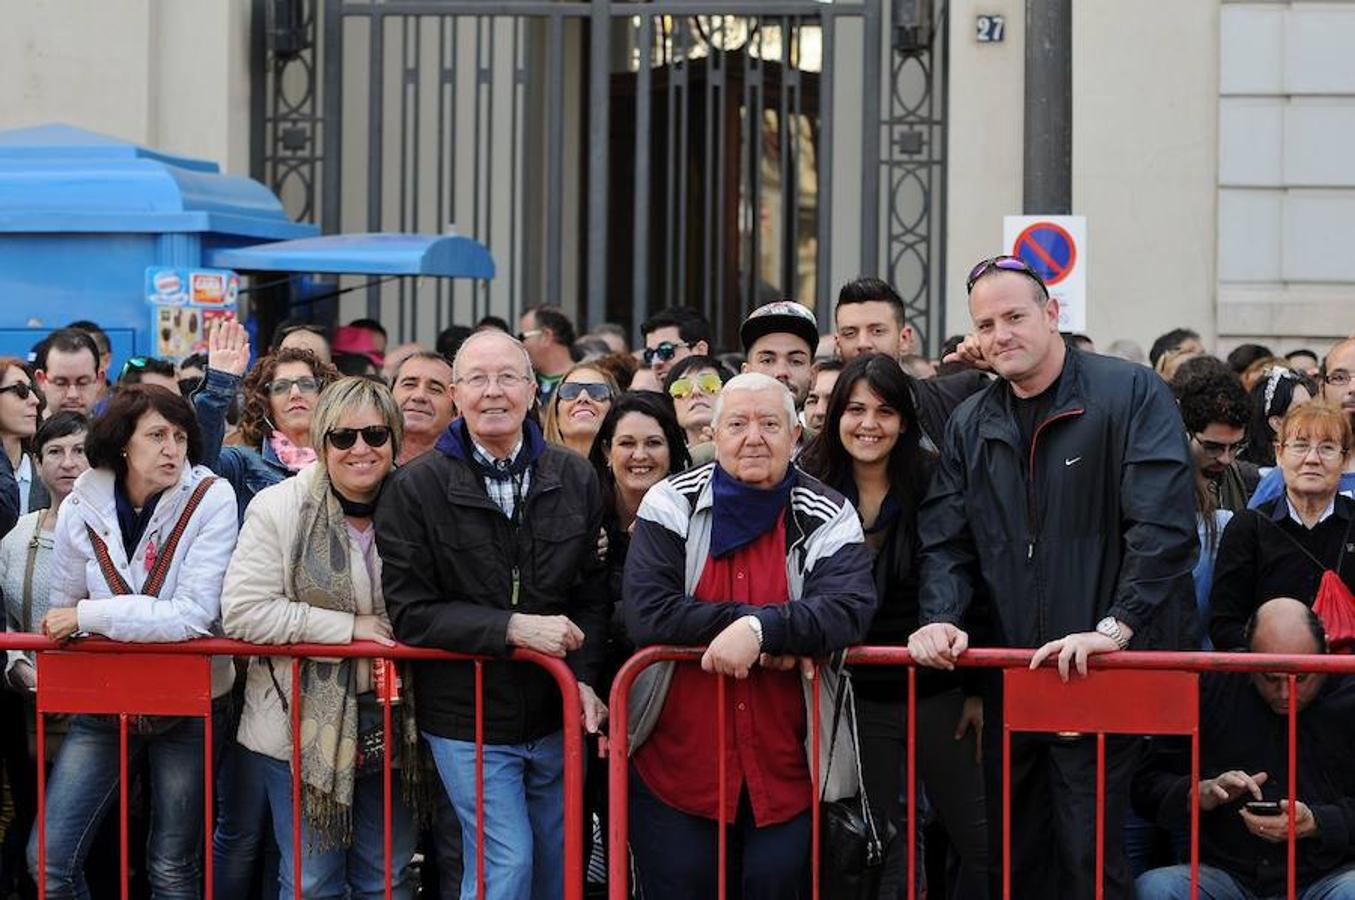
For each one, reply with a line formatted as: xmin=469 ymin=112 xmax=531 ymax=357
xmin=204 ymin=232 xmax=495 ymax=279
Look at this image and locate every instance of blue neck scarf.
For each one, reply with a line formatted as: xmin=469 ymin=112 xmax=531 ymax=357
xmin=710 ymin=464 xmax=795 ymax=559
xmin=114 ymin=480 xmax=163 ymax=560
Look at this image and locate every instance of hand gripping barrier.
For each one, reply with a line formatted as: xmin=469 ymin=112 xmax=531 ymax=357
xmin=606 ymin=646 xmax=1355 ymax=900
xmin=0 ymin=634 xmax=585 ymax=900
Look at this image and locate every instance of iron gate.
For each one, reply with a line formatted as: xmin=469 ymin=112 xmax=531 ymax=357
xmin=251 ymin=0 xmax=946 ymax=353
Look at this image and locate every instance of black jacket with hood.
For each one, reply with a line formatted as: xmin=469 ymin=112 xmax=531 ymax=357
xmin=375 ymin=418 xmax=609 ymax=744
xmin=917 ymin=347 xmax=1199 ymax=649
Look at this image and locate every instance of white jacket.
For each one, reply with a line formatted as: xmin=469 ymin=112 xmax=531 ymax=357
xmin=222 ymin=464 xmax=386 ymax=762
xmin=50 ymin=464 xmax=239 ymax=697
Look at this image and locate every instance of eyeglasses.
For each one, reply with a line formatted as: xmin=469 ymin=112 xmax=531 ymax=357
xmin=556 ymin=382 xmax=613 ymax=403
xmin=1281 ymin=440 xmax=1347 ymax=463
xmin=456 ymin=372 xmax=530 ymax=392
xmin=965 ymin=255 xmax=1050 ymax=299
xmin=326 ymin=425 xmax=392 ymax=450
xmin=266 ymin=376 xmax=322 ymax=397
xmin=1325 ymin=371 xmax=1352 ymax=387
xmin=0 ymin=381 xmax=34 ymax=401
xmin=516 ymin=329 xmax=542 ymax=342
xmin=1192 ymin=434 xmax=1249 ymax=459
xmin=643 ymin=341 xmax=690 ymax=365
xmin=668 ymin=371 xmax=723 ymax=401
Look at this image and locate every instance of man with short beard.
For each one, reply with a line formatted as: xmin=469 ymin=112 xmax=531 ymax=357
xmin=391 ymin=352 xmax=456 ymax=464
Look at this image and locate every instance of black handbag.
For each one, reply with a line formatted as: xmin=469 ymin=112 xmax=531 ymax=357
xmin=819 ymin=663 xmax=897 ymax=898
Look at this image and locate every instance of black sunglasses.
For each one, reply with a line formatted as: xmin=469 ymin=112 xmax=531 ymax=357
xmin=326 ymin=426 xmax=392 ymax=451
xmin=556 ymin=382 xmax=613 ymax=403
xmin=965 ymin=255 xmax=1050 ymax=299
xmin=0 ymin=381 xmax=33 ymax=401
xmin=643 ymin=341 xmax=689 ymax=365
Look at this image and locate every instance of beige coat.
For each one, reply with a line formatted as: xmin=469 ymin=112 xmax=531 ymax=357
xmin=221 ymin=463 xmax=386 ymax=762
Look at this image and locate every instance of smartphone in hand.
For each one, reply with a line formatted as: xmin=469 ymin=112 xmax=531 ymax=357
xmin=1245 ymin=800 xmax=1283 ymax=816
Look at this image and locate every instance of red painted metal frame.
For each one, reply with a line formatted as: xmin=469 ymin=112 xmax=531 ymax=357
xmin=607 ymin=646 xmax=1341 ymax=900
xmin=7 ymin=635 xmax=586 ymax=900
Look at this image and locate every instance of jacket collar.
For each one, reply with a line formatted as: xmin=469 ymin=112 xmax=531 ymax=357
xmin=69 ymin=463 xmax=202 ymax=534
xmin=976 ymin=346 xmax=1088 ymax=444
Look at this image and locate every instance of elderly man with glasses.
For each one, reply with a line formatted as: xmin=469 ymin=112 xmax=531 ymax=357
xmin=376 ymin=328 xmax=609 ymax=900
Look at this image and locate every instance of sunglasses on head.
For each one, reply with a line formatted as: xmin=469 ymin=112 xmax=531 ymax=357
xmin=643 ymin=341 xmax=690 ymax=365
xmin=556 ymin=381 xmax=613 ymax=403
xmin=668 ymin=371 xmax=723 ymax=401
xmin=965 ymin=255 xmax=1050 ymax=299
xmin=0 ymin=381 xmax=34 ymax=401
xmin=326 ymin=425 xmax=392 ymax=450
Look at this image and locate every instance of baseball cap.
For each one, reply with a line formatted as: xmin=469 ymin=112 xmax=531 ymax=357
xmin=332 ymin=325 xmax=384 ymax=367
xmin=739 ymin=300 xmax=820 ymax=356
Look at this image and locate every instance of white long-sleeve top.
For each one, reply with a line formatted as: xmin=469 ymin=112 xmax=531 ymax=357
xmin=49 ymin=464 xmax=239 ymax=697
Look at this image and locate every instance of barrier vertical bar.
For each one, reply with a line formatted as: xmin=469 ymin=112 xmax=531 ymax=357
xmin=291 ymin=659 xmax=302 ymax=900
xmin=475 ymin=660 xmax=485 ymax=899
xmin=906 ymin=666 xmax=916 ymax=900
xmin=1002 ymin=723 xmax=1011 ymax=900
xmin=1287 ymin=674 xmax=1297 ymax=900
xmin=1190 ymin=729 xmax=1200 ymax=900
xmin=204 ymin=700 xmax=214 ymax=900
xmin=811 ymin=666 xmax=821 ymax=900
xmin=36 ymin=707 xmax=45 ymax=900
xmin=119 ymin=713 xmax=129 ymax=900
xmin=717 ymin=673 xmax=727 ymax=900
xmin=1095 ymin=732 xmax=1105 ymax=900
xmin=384 ymin=660 xmax=394 ymax=900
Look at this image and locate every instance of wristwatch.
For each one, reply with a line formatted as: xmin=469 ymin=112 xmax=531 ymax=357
xmin=1095 ymin=616 xmax=1130 ymax=651
xmin=744 ymin=615 xmax=764 ymax=650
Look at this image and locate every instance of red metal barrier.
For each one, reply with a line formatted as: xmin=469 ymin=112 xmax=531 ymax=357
xmin=1 ymin=635 xmax=585 ymax=900
xmin=607 ymin=646 xmax=1348 ymax=900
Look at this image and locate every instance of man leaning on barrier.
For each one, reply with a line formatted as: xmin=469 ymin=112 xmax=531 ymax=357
xmin=907 ymin=255 xmax=1199 ymax=899
xmin=1135 ymin=598 xmax=1355 ymax=900
xmin=376 ymin=329 xmax=610 ymax=900
xmin=621 ymin=372 xmax=878 ymax=899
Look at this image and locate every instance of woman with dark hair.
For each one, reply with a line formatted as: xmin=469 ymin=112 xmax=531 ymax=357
xmin=1241 ymin=365 xmax=1316 ymax=469
xmin=29 ymin=386 xmax=238 ymax=900
xmin=0 ymin=356 xmax=43 ymax=515
xmin=799 ymin=353 xmax=988 ymax=899
xmin=193 ymin=319 xmax=341 ymax=524
xmin=663 ymin=355 xmax=736 ymax=448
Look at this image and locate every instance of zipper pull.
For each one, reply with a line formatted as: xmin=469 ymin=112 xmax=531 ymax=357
xmin=511 ymin=566 xmax=521 ymax=607
xmin=1027 ymin=541 xmax=1035 ymax=561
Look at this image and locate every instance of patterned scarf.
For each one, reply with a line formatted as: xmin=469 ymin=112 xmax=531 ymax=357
xmin=270 ymin=430 xmax=319 ymax=472
xmin=287 ymin=465 xmax=425 ymax=847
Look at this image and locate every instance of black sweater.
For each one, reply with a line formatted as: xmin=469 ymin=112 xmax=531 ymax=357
xmin=1132 ymin=673 xmax=1355 ymax=896
xmin=1209 ymin=495 xmax=1355 ymax=651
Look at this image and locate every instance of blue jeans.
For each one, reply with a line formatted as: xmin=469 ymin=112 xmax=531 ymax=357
xmin=1136 ymin=862 xmax=1355 ymax=899
xmin=255 ymin=749 xmax=416 ymax=900
xmin=27 ymin=708 xmax=223 ymax=900
xmin=211 ymin=731 xmax=276 ymax=897
xmin=424 ymin=730 xmax=565 ymax=900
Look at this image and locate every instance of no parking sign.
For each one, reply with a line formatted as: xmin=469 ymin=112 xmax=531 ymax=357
xmin=1002 ymin=215 xmax=1086 ymax=331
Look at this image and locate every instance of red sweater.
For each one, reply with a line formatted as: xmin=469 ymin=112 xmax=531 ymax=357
xmin=634 ymin=514 xmax=810 ymax=825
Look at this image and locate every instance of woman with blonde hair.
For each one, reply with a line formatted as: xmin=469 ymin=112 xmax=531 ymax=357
xmin=541 ymin=361 xmax=618 ymax=457
xmin=222 ymin=376 xmax=423 ymax=898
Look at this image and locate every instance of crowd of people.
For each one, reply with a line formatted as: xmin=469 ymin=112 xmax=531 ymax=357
xmin=0 ymin=256 xmax=1350 ymax=900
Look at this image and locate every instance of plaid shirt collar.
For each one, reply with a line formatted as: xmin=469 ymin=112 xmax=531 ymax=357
xmin=471 ymin=437 xmax=528 ymax=520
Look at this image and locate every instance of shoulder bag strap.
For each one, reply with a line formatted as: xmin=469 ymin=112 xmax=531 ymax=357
xmin=86 ymin=524 xmax=135 ymax=596
xmin=141 ymin=477 xmax=218 ymax=598
xmin=1256 ymin=507 xmax=1354 ymax=573
xmin=20 ymin=516 xmax=42 ymax=632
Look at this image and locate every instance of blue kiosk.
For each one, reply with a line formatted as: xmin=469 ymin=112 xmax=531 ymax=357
xmin=0 ymin=124 xmax=493 ymax=375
